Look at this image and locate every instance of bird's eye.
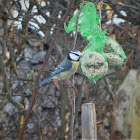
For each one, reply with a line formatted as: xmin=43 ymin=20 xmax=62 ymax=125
xmin=71 ymin=52 xmax=79 ymax=56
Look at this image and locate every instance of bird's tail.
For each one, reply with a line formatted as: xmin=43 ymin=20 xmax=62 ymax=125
xmin=37 ymin=75 xmax=54 ymax=87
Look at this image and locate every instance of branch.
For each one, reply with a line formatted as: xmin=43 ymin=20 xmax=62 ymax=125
xmin=18 ymin=0 xmax=75 ymax=139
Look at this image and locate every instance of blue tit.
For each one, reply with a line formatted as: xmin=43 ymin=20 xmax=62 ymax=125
xmin=27 ymin=67 xmax=37 ymax=78
xmin=37 ymin=50 xmax=82 ymax=87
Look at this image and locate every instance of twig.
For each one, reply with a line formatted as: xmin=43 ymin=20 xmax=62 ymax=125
xmin=0 ymin=56 xmax=23 ymax=109
xmin=99 ymin=0 xmax=103 ymax=34
xmin=72 ymin=1 xmax=84 ymax=50
xmin=11 ymin=77 xmax=34 ymax=82
xmin=70 ymin=1 xmax=84 ymax=140
xmin=0 ymin=39 xmax=6 ymax=58
xmin=69 ymin=75 xmax=76 ymax=140
xmin=18 ymin=0 xmax=75 ymax=139
xmin=104 ymin=77 xmax=114 ymax=101
xmin=47 ymin=95 xmax=60 ymax=109
xmin=55 ymin=42 xmax=65 ymax=59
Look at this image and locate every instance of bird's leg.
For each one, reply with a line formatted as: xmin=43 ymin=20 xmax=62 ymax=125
xmin=66 ymin=79 xmax=75 ymax=89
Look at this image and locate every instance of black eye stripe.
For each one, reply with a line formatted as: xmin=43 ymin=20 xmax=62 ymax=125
xmin=70 ymin=52 xmax=79 ymax=56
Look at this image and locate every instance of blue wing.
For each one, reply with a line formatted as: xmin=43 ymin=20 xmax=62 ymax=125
xmin=37 ymin=63 xmax=72 ymax=87
xmin=52 ymin=64 xmax=72 ymax=75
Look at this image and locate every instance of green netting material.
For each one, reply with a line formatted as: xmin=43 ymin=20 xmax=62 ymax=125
xmin=64 ymin=1 xmax=99 ymax=38
xmin=64 ymin=1 xmax=126 ymax=82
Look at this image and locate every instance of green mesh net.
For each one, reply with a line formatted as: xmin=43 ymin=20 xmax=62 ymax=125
xmin=64 ymin=1 xmax=126 ymax=82
xmin=103 ymin=37 xmax=126 ymax=66
xmin=64 ymin=1 xmax=99 ymax=38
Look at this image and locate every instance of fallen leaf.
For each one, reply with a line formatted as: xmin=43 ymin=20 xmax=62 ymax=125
xmin=53 ymin=79 xmax=60 ymax=90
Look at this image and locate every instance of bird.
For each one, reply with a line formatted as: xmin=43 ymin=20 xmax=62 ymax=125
xmin=27 ymin=67 xmax=37 ymax=78
xmin=37 ymin=50 xmax=82 ymax=87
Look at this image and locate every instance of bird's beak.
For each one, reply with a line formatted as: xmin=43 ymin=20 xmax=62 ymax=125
xmin=80 ymin=55 xmax=82 ymax=58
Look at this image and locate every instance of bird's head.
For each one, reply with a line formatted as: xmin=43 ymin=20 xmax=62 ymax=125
xmin=67 ymin=50 xmax=82 ymax=61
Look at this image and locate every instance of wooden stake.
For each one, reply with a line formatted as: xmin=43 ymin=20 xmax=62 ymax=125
xmin=82 ymin=103 xmax=97 ymax=140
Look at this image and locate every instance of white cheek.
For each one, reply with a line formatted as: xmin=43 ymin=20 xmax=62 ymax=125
xmin=69 ymin=53 xmax=79 ymax=61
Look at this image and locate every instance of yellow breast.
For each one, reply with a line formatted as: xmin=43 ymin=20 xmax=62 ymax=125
xmin=71 ymin=61 xmax=80 ymax=71
xmin=58 ymin=61 xmax=80 ymax=80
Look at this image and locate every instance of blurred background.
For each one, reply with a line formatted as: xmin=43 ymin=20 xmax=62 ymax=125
xmin=0 ymin=0 xmax=140 ymax=139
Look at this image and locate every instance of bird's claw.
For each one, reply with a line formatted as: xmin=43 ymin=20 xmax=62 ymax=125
xmin=66 ymin=80 xmax=76 ymax=89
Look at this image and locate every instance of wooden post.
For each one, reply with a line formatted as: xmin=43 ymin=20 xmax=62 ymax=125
xmin=82 ymin=103 xmax=97 ymax=140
